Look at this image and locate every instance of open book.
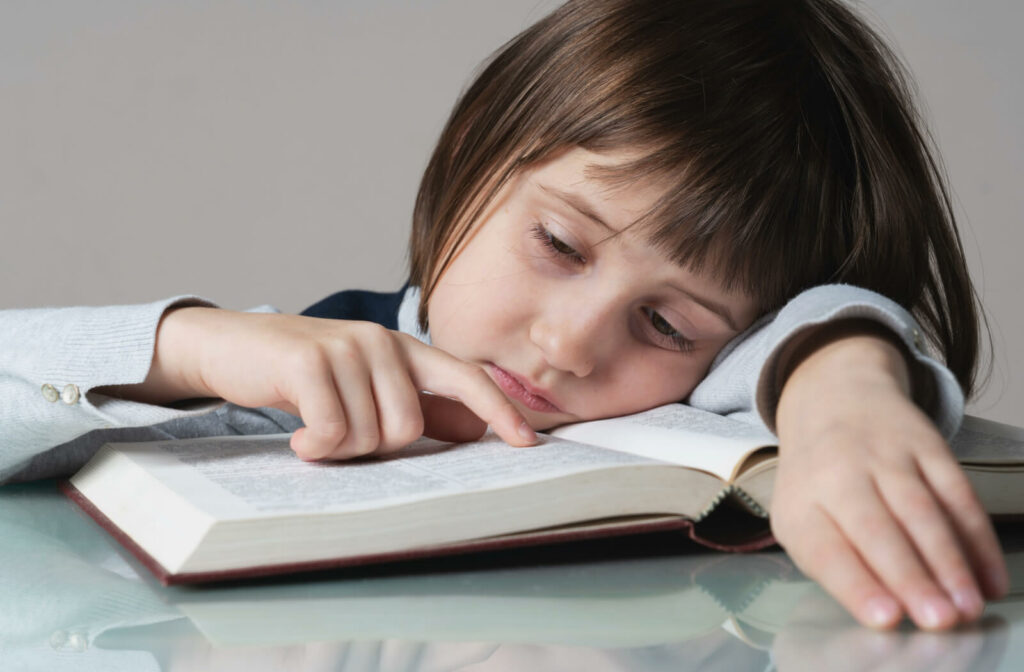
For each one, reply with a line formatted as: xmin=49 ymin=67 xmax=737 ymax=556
xmin=62 ymin=405 xmax=1024 ymax=585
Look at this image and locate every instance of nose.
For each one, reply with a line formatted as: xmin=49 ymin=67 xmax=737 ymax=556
xmin=529 ymin=300 xmax=616 ymax=378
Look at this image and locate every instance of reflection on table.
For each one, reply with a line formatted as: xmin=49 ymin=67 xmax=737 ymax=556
xmin=1 ymin=481 xmax=1022 ymax=671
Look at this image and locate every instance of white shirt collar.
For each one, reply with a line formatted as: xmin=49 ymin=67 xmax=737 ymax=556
xmin=397 ymin=285 xmax=432 ymax=345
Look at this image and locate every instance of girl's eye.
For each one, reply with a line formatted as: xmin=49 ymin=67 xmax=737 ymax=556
xmin=530 ymin=224 xmax=586 ymax=266
xmin=531 ymin=223 xmax=694 ymax=353
xmin=643 ymin=307 xmax=696 ymax=353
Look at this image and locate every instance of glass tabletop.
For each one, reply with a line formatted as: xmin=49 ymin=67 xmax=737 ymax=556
xmin=2 ymin=480 xmax=1023 ymax=671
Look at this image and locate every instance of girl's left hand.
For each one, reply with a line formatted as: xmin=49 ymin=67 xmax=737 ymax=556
xmin=770 ymin=329 xmax=1009 ymax=630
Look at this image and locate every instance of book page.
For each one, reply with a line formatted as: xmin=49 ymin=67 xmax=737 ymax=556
xmin=549 ymin=404 xmax=776 ymax=482
xmin=122 ymin=431 xmax=661 ymax=518
xmin=951 ymin=415 xmax=1024 ymax=465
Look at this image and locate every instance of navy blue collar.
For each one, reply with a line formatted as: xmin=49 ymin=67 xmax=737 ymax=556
xmin=300 ymin=282 xmax=409 ymax=330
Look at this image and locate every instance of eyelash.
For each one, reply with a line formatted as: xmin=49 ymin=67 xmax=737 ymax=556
xmin=529 ymin=223 xmax=696 ymax=353
xmin=530 ymin=222 xmax=586 ymax=265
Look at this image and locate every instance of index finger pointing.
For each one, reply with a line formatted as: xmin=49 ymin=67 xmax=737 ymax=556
xmin=398 ymin=336 xmax=538 ymax=447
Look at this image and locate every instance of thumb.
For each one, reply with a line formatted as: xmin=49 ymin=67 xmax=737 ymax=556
xmin=419 ymin=392 xmax=488 ymax=443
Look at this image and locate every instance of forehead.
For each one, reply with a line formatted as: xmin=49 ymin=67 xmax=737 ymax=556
xmin=528 ymin=147 xmax=669 ymax=228
xmin=525 ymin=147 xmax=693 ymax=276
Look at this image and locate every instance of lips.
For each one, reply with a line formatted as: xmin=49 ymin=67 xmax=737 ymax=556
xmin=488 ymin=364 xmax=562 ymax=413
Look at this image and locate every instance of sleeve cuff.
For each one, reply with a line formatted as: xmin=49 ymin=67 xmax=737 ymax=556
xmin=4 ymin=295 xmax=224 ymax=428
xmin=754 ymin=285 xmax=965 ymax=439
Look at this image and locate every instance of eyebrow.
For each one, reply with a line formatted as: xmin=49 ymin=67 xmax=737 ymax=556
xmin=541 ymin=184 xmax=617 ymax=234
xmin=540 ymin=183 xmax=740 ymax=332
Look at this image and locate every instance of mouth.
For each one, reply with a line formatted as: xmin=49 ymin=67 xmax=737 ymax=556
xmin=487 ymin=364 xmax=563 ymax=414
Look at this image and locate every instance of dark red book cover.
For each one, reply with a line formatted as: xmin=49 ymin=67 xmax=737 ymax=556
xmin=60 ymin=480 xmax=777 ymax=586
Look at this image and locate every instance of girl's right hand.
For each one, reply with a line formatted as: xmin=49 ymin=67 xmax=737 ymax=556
xmin=142 ymin=306 xmax=538 ymax=460
xmin=771 ymin=328 xmax=1007 ymax=630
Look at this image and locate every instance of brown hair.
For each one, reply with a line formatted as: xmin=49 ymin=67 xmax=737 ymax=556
xmin=408 ymin=0 xmax=988 ymax=398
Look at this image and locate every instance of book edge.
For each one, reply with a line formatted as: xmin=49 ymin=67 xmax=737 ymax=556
xmin=60 ymin=478 xmax=776 ymax=585
xmin=60 ymin=479 xmax=175 ymax=584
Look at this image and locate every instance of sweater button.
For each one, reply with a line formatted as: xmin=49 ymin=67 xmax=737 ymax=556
xmin=61 ymin=384 xmax=81 ymax=405
xmin=41 ymin=384 xmax=59 ymax=402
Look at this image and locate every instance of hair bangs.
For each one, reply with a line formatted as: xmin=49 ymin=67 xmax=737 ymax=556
xmin=585 ymin=138 xmax=829 ymax=318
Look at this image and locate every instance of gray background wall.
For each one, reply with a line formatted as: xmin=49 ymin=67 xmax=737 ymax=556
xmin=1 ymin=1 xmax=1020 ymax=425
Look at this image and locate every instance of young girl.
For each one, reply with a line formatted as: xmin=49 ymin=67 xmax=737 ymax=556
xmin=0 ymin=0 xmax=1007 ymax=632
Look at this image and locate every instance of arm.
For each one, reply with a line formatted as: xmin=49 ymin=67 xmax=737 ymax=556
xmin=91 ymin=302 xmax=216 ymax=405
xmin=687 ymin=284 xmax=963 ymax=438
xmin=2 ymin=296 xmax=539 ymax=484
xmin=687 ymin=284 xmax=1006 ymax=630
xmin=771 ymin=326 xmax=1007 ymax=630
xmin=0 ymin=297 xmax=294 ymax=483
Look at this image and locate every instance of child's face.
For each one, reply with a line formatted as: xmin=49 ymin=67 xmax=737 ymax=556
xmin=428 ymin=148 xmax=761 ymax=431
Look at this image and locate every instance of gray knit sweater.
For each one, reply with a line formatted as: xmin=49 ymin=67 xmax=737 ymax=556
xmin=0 ymin=284 xmax=963 ymax=484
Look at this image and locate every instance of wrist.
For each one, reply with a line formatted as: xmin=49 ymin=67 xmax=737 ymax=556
xmin=94 ymin=305 xmax=216 ymax=404
xmin=776 ymin=321 xmax=912 ymax=441
xmin=787 ymin=328 xmax=911 ymax=395
xmin=153 ymin=305 xmax=217 ymax=400
xmin=778 ymin=319 xmax=911 ymax=394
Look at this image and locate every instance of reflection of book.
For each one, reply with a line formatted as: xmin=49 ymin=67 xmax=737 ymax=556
xmin=62 ymin=405 xmax=1024 ymax=585
xmin=151 ymin=555 xmax=812 ymax=649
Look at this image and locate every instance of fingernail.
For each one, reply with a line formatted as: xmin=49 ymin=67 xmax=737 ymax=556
xmin=916 ymin=597 xmax=955 ymax=629
xmin=952 ymin=587 xmax=983 ymax=617
xmin=865 ymin=596 xmax=900 ymax=628
xmin=518 ymin=421 xmax=538 ymax=444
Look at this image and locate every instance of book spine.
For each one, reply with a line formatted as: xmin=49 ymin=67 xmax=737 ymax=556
xmin=730 ymin=486 xmax=770 ymax=518
xmin=697 ymin=485 xmax=770 ymax=521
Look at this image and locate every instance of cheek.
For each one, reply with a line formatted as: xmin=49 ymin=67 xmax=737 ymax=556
xmin=425 ymin=290 xmax=473 ymax=357
xmin=426 ymin=266 xmax=517 ymax=358
xmin=428 ymin=241 xmax=538 ymax=346
xmin=608 ymin=353 xmax=712 ymax=407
